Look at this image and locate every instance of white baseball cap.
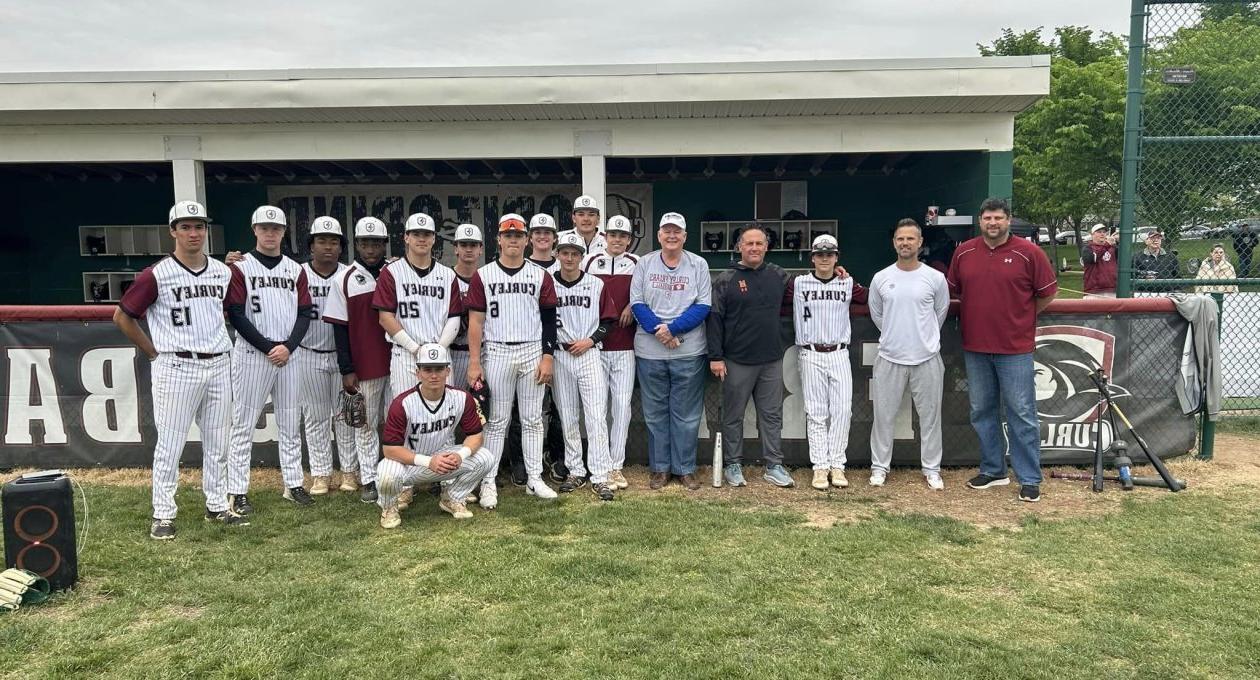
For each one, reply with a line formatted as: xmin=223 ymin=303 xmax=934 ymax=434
xmin=309 ymin=216 xmax=343 ymax=237
xmin=251 ymin=205 xmax=287 ymax=227
xmin=1090 ymin=223 xmax=1109 ymax=234
xmin=529 ymin=213 xmax=558 ymax=232
xmin=354 ymin=217 xmax=388 ymax=239
xmin=811 ymin=234 xmax=839 ymax=253
xmin=573 ymin=195 xmax=600 ymax=212
xmin=453 ymin=223 xmax=483 ymax=243
xmin=606 ymin=215 xmax=632 ymax=234
xmin=415 ymin=343 xmax=450 ymax=367
xmin=556 ymin=232 xmax=587 ymax=253
xmin=405 ymin=212 xmax=436 ymax=233
xmin=169 ymin=200 xmax=210 ymax=226
xmin=659 ymin=212 xmax=687 ymax=230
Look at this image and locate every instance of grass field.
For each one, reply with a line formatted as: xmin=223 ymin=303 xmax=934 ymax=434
xmin=4 ymin=433 xmax=1260 ymax=680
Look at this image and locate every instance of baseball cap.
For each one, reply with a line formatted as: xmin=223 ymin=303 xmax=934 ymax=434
xmin=1090 ymin=224 xmax=1108 ymax=234
xmin=309 ymin=216 xmax=343 ymax=237
xmin=250 ymin=205 xmax=286 ymax=227
xmin=529 ymin=213 xmax=557 ymax=232
xmin=573 ymin=195 xmax=600 ymax=212
xmin=811 ymin=234 xmax=839 ymax=253
xmin=415 ymin=343 xmax=450 ymax=368
xmin=404 ymin=213 xmax=435 ymax=233
xmin=453 ymin=223 xmax=483 ymax=244
xmin=354 ymin=217 xmax=388 ymax=239
xmin=556 ymin=232 xmax=586 ymax=253
xmin=499 ymin=213 xmax=527 ymax=233
xmin=606 ymin=215 xmax=632 ymax=234
xmin=1146 ymin=230 xmax=1164 ymax=240
xmin=169 ymin=200 xmax=210 ymax=226
xmin=659 ymin=212 xmax=687 ymax=230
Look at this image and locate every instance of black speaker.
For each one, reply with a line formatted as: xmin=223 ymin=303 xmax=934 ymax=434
xmin=3 ymin=471 xmax=77 ymax=591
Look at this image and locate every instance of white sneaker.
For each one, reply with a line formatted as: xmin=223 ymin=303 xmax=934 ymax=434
xmin=925 ymin=472 xmax=945 ymax=491
xmin=380 ymin=506 xmax=401 ymax=529
xmin=396 ymin=486 xmax=415 ymax=510
xmin=811 ymin=469 xmax=830 ymax=490
xmin=439 ymin=498 xmax=473 ymax=519
xmin=478 ymin=480 xmax=498 ymax=510
xmin=830 ymin=468 xmax=849 ymax=488
xmin=869 ymin=470 xmax=887 ymax=487
xmin=309 ymin=475 xmax=329 ymax=496
xmin=527 ymin=476 xmax=558 ymax=499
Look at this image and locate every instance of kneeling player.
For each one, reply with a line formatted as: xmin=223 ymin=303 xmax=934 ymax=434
xmin=376 ymin=344 xmax=494 ymax=528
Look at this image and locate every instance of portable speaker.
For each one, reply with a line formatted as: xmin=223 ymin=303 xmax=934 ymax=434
xmin=3 ymin=471 xmax=78 ymax=591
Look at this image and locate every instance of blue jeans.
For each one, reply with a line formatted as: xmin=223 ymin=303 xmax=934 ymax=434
xmin=636 ymin=355 xmax=707 ymax=475
xmin=963 ymin=351 xmax=1042 ymax=485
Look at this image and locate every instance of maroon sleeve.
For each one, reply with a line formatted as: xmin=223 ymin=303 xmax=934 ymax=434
xmin=118 ymin=266 xmax=159 ymax=318
xmin=539 ymin=271 xmax=558 ymax=308
xmin=852 ymin=282 xmax=869 ymax=305
xmin=226 ymin=265 xmax=247 ymax=305
xmin=371 ymin=267 xmax=397 ymax=312
xmin=1030 ymin=245 xmax=1059 ymax=298
xmin=447 ymin=278 xmax=463 ymax=318
xmin=381 ymin=394 xmax=409 ymax=446
xmin=598 ymin=282 xmax=618 ymax=322
xmin=945 ymin=248 xmax=962 ymax=297
xmin=459 ymin=392 xmax=485 ymax=436
xmin=295 ymin=268 xmax=312 ymax=307
xmin=464 ymin=272 xmax=487 ymax=311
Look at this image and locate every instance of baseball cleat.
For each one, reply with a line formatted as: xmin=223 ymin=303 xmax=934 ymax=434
xmin=558 ymin=475 xmax=588 ymax=493
xmin=811 ymin=469 xmax=830 ymax=491
xmin=339 ymin=472 xmax=358 ymax=492
xmin=547 ymin=460 xmax=570 ymax=484
xmin=925 ymin=473 xmax=945 ymax=491
xmin=439 ymin=498 xmax=473 ymax=519
xmin=396 ymin=487 xmax=415 ymax=511
xmin=359 ymin=482 xmax=378 ymax=503
xmin=478 ymin=480 xmax=498 ymax=510
xmin=868 ymin=470 xmax=887 ymax=487
xmin=526 ymin=477 xmax=558 ymax=499
xmin=310 ymin=476 xmax=330 ymax=496
xmin=967 ymin=474 xmax=1010 ymax=490
xmin=510 ymin=460 xmax=528 ymax=487
xmin=284 ymin=486 xmax=316 ymax=506
xmin=830 ymin=468 xmax=849 ymax=488
xmin=149 ymin=518 xmax=176 ymax=540
xmin=205 ymin=508 xmax=249 ymax=526
xmin=229 ymin=493 xmax=253 ymax=516
xmin=609 ymin=469 xmax=629 ymax=490
xmin=591 ymin=481 xmax=615 ymax=501
xmin=380 ymin=506 xmax=402 ymax=529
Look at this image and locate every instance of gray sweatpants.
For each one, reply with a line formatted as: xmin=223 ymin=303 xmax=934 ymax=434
xmin=721 ymin=358 xmax=784 ymax=466
xmin=870 ymin=355 xmax=944 ymax=474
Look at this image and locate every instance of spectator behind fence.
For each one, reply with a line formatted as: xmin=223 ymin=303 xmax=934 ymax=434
xmin=1079 ymin=223 xmax=1118 ymax=297
xmin=1195 ymin=244 xmax=1239 ymax=294
xmin=1233 ymin=223 xmax=1258 ymax=278
xmin=1132 ymin=230 xmax=1179 ymax=280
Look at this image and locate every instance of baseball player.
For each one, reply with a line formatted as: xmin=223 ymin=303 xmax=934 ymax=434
xmin=793 ymin=234 xmax=867 ymax=491
xmin=113 ymin=200 xmax=246 ymax=539
xmin=296 ymin=216 xmax=354 ymax=496
xmin=523 ymin=212 xmax=568 ymax=482
xmin=464 ymin=213 xmax=560 ymax=507
xmin=226 ymin=206 xmax=315 ymax=512
xmin=376 ymin=344 xmax=495 ymax=528
xmin=558 ymin=194 xmax=607 ymax=256
xmin=527 ymin=213 xmax=561 ymax=273
xmin=373 ymin=212 xmax=462 ymax=399
xmin=321 ymin=216 xmax=394 ymax=503
xmin=449 ymin=223 xmax=484 ymax=389
xmin=581 ymin=214 xmax=639 ymax=489
xmin=552 ymin=232 xmax=619 ymax=500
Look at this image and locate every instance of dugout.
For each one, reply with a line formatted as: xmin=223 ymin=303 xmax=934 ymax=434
xmin=0 ymin=57 xmax=1047 ymax=304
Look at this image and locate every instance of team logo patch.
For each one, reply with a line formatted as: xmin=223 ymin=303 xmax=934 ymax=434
xmin=187 ymin=204 xmax=198 ymax=214
xmin=1033 ymin=325 xmax=1132 ymax=452
xmin=267 ymin=209 xmax=276 ymax=219
xmin=365 ymin=223 xmax=375 ymax=232
xmin=737 ymin=280 xmax=748 ymax=293
xmin=428 ymin=348 xmax=440 ymax=360
xmin=355 ymin=273 xmax=367 ymax=284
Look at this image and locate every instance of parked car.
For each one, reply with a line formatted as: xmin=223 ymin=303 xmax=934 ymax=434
xmin=1037 ymin=227 xmax=1050 ymax=244
xmin=1055 ymin=229 xmax=1077 ymax=245
xmin=1179 ymin=225 xmax=1212 ymax=240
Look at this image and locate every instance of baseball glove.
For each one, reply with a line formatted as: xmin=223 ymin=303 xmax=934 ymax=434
xmin=339 ymin=389 xmax=368 ymax=429
xmin=468 ymin=378 xmax=490 ymax=420
xmin=0 ymin=568 xmax=51 ymax=613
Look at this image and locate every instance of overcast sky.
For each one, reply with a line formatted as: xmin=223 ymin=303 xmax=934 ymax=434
xmin=0 ymin=0 xmax=1128 ymax=72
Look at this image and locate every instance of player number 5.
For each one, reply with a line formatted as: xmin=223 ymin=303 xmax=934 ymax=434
xmin=250 ymin=295 xmax=262 ymax=314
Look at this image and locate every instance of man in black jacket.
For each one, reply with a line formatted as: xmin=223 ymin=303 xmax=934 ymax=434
xmin=707 ymin=225 xmax=796 ymax=488
xmin=1233 ymin=223 xmax=1258 ymax=277
xmin=1131 ymin=230 xmax=1179 ymax=280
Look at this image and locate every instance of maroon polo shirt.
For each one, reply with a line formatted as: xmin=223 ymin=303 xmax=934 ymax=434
xmin=946 ymin=235 xmax=1058 ymax=354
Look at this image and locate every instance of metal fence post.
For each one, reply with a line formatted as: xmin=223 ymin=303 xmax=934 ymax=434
xmin=1197 ymin=291 xmax=1225 ymax=460
xmin=1116 ymin=0 xmax=1148 ymax=298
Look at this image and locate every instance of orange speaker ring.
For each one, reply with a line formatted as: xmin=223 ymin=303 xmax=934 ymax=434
xmin=13 ymin=504 xmax=59 ymax=543
xmin=15 ymin=542 xmax=61 ymax=578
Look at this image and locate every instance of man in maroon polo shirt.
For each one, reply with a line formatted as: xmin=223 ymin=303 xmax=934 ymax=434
xmin=947 ymin=197 xmax=1057 ymax=502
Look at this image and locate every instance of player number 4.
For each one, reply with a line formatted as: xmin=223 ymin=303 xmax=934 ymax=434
xmin=802 ymin=306 xmax=811 ymax=321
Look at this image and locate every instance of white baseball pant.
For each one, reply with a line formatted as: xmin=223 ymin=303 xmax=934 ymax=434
xmin=449 ymin=348 xmax=471 ymax=391
xmin=389 ymin=346 xmax=419 ymax=399
xmin=798 ymin=347 xmax=853 ymax=470
xmin=346 ymin=376 xmax=389 ymax=485
xmin=296 ymin=349 xmax=356 ymax=477
xmin=553 ymin=347 xmax=612 ymax=482
xmin=870 ymin=355 xmax=945 ymax=475
xmin=376 ymin=446 xmax=495 ymax=509
xmin=481 ymin=342 xmax=545 ymax=482
xmin=227 ymin=344 xmax=304 ymax=492
xmin=601 ymin=349 xmax=635 ymax=471
xmin=150 ymin=353 xmax=232 ymax=520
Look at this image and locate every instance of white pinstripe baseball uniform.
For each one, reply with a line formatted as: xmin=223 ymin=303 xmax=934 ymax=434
xmin=375 ymin=385 xmax=494 ymax=510
xmin=552 ymin=271 xmax=617 ymax=483
xmin=119 ymin=256 xmax=233 ymax=520
xmin=793 ymin=273 xmax=868 ymax=470
xmin=450 ymin=273 xmax=475 ymax=389
xmin=226 ymin=252 xmax=312 ymax=492
xmin=373 ymin=259 xmax=462 ymax=398
xmin=582 ymin=251 xmax=638 ymax=471
xmin=463 ymin=261 xmax=558 ymax=481
xmin=558 ymin=229 xmax=607 ymax=257
xmin=298 ymin=261 xmax=356 ymax=478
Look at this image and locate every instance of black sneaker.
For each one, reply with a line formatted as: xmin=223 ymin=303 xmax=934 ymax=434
xmin=427 ymin=483 xmax=442 ymax=497
xmin=558 ymin=475 xmax=588 ymax=493
xmin=591 ymin=481 xmax=615 ymax=501
xmin=548 ymin=460 xmax=570 ymax=484
xmin=205 ymin=508 xmax=250 ymax=526
xmin=229 ymin=493 xmax=253 ymax=516
xmin=1019 ymin=485 xmax=1042 ymax=503
xmin=149 ymin=518 xmax=176 ymax=540
xmin=510 ymin=460 xmax=528 ymax=487
xmin=284 ymin=486 xmax=316 ymax=506
xmin=967 ymin=474 xmax=1011 ymax=490
xmin=360 ymin=482 xmax=378 ymax=503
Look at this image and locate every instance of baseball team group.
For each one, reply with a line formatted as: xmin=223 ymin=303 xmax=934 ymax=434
xmin=112 ymin=194 xmax=1056 ymax=540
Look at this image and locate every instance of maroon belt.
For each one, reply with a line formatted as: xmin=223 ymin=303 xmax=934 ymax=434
xmin=174 ymin=351 xmax=224 ymax=359
xmin=801 ymin=343 xmax=845 ymax=353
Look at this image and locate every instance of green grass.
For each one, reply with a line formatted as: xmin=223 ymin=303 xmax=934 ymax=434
xmin=4 ymin=480 xmax=1260 ymax=679
xmin=1218 ymin=416 xmax=1260 ymax=435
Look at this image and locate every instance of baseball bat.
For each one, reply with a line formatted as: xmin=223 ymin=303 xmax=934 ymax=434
xmin=1051 ymin=471 xmax=1187 ymax=488
xmin=712 ymin=432 xmax=724 ymax=487
xmin=1107 ymin=404 xmax=1184 ymax=492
